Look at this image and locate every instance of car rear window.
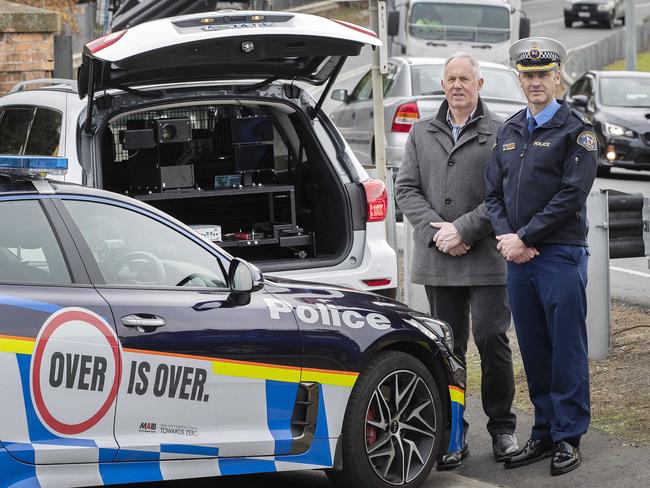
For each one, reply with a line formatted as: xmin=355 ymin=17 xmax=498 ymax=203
xmin=0 ymin=106 xmax=62 ymax=156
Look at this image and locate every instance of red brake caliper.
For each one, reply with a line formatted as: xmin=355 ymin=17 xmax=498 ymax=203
xmin=366 ymin=406 xmax=378 ymax=446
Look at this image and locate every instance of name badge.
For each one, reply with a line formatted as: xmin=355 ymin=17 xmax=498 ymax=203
xmin=502 ymin=142 xmax=516 ymax=151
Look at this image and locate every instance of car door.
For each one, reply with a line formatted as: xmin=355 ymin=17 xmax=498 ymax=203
xmin=0 ymin=197 xmax=119 ymax=467
xmin=55 ymin=196 xmax=302 ymax=461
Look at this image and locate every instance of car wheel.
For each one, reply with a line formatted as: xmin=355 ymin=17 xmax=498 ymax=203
xmin=564 ymin=16 xmax=572 ymax=28
xmin=327 ymin=351 xmax=443 ymax=488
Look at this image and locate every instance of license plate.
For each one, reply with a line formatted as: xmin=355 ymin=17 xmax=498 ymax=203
xmin=578 ymin=12 xmax=591 ymax=17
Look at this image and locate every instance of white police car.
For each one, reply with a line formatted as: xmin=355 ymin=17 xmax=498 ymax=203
xmin=0 ymin=11 xmax=397 ymax=298
xmin=0 ymin=157 xmax=464 ymax=487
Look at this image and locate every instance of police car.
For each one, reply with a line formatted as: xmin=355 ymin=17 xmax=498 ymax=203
xmin=0 ymin=158 xmax=464 ymax=487
xmin=0 ymin=11 xmax=397 ymax=298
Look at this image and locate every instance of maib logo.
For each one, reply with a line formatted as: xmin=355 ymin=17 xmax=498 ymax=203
xmin=30 ymin=308 xmax=122 ymax=435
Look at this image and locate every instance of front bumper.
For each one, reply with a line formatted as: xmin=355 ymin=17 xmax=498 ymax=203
xmin=600 ymin=135 xmax=650 ymax=171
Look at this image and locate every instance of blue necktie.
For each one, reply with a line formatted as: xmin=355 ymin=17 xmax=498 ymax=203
xmin=527 ymin=117 xmax=537 ymax=136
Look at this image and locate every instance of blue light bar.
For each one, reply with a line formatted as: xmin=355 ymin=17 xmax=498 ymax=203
xmin=0 ymin=156 xmax=68 ymax=176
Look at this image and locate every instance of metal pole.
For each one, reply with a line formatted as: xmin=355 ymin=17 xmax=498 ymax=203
xmin=370 ymin=0 xmax=387 ymax=185
xmin=625 ymin=0 xmax=636 ymax=70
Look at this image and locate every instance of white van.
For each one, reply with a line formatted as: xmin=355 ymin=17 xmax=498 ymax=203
xmin=388 ymin=0 xmax=530 ymax=64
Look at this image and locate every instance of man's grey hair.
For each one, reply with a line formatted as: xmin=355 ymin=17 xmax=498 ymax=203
xmin=443 ymin=52 xmax=482 ymax=80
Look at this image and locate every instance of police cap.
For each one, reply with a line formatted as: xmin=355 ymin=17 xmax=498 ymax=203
xmin=509 ymin=37 xmax=567 ymax=72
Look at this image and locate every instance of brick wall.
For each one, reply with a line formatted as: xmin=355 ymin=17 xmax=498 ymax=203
xmin=0 ymin=1 xmax=59 ymax=95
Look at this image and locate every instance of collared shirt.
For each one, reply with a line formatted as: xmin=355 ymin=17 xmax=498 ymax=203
xmin=525 ymin=99 xmax=561 ymax=133
xmin=446 ymin=107 xmax=477 ymax=143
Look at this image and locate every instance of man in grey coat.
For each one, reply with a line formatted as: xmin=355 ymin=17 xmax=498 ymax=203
xmin=395 ymin=53 xmax=519 ymax=469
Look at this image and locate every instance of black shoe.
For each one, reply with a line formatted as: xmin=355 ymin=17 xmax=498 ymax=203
xmin=504 ymin=438 xmax=553 ymax=469
xmin=492 ymin=433 xmax=519 ymax=462
xmin=436 ymin=442 xmax=469 ymax=470
xmin=550 ymin=441 xmax=581 ymax=476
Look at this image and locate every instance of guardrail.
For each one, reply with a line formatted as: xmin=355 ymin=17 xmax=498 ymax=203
xmin=562 ymin=19 xmax=650 ymax=86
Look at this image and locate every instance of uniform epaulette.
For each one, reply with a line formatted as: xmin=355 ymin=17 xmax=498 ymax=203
xmin=571 ymin=108 xmax=592 ymax=125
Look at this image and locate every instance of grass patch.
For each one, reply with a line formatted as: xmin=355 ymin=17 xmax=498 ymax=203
xmin=604 ymin=50 xmax=650 ymax=71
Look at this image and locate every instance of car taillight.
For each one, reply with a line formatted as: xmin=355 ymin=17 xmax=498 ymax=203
xmin=362 ymin=179 xmax=388 ymax=222
xmin=391 ymin=102 xmax=419 ymax=133
xmin=85 ymin=29 xmax=128 ymax=54
xmin=362 ymin=278 xmax=392 ymax=287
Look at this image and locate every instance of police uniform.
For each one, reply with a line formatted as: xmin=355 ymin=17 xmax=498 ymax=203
xmin=484 ymin=37 xmax=598 ymax=475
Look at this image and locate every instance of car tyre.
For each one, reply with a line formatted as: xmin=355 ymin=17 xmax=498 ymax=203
xmin=327 ymin=351 xmax=443 ymax=488
xmin=564 ymin=16 xmax=573 ymax=28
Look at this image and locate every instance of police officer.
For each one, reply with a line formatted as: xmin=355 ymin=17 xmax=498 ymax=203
xmin=485 ymin=37 xmax=597 ymax=476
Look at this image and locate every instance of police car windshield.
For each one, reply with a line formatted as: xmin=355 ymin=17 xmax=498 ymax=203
xmin=409 ymin=3 xmax=510 ymax=43
xmin=414 ymin=65 xmax=525 ymax=102
xmin=599 ymin=77 xmax=650 ymax=108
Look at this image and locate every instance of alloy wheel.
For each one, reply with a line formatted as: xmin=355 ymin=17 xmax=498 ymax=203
xmin=364 ymin=369 xmax=437 ymax=485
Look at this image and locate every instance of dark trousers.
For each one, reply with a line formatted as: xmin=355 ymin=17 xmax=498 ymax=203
xmin=425 ymin=285 xmax=516 ymax=436
xmin=507 ymin=244 xmax=590 ymax=444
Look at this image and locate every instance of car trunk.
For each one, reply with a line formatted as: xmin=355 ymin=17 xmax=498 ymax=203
xmin=95 ymin=95 xmax=355 ymax=271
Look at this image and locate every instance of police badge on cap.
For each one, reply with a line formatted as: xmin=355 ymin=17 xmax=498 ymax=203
xmin=509 ymin=37 xmax=567 ymax=72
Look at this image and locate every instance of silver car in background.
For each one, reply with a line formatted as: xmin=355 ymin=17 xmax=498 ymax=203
xmin=329 ymin=56 xmax=527 ymax=169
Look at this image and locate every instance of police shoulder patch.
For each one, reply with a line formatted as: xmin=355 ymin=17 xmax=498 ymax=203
xmin=577 ymin=131 xmax=597 ymax=152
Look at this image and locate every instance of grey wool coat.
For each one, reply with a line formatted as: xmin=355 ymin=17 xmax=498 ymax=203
xmin=395 ymin=98 xmax=507 ymax=286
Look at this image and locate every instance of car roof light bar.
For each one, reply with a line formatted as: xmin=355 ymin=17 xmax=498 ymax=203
xmin=0 ymin=156 xmax=68 ymax=178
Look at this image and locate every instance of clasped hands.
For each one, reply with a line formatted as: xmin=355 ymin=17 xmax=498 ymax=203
xmin=431 ymin=222 xmax=470 ymax=256
xmin=495 ymin=234 xmax=539 ymax=264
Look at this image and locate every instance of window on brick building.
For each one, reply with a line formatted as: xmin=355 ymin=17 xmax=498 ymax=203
xmin=0 ymin=106 xmax=62 ymax=156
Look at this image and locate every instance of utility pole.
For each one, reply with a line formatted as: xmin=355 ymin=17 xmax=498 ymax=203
xmin=625 ymin=0 xmax=636 ymax=70
xmin=369 ymin=0 xmax=388 ymax=184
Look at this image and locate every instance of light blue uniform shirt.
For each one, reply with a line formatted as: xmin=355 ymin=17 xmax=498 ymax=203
xmin=526 ymin=99 xmax=561 ymax=133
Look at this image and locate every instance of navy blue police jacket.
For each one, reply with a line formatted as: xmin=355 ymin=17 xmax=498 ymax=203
xmin=485 ymin=100 xmax=598 ymax=247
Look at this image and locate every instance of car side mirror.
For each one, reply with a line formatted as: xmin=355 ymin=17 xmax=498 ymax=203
xmin=387 ymin=11 xmax=400 ymax=36
xmin=331 ymin=88 xmax=350 ymax=103
xmin=228 ymin=258 xmax=264 ymax=293
xmin=569 ymin=94 xmax=588 ymax=108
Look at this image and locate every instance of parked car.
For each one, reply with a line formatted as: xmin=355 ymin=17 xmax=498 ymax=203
xmin=329 ymin=57 xmax=527 ymax=170
xmin=565 ymin=70 xmax=650 ymax=175
xmin=563 ymin=0 xmax=625 ymax=28
xmin=0 ymin=12 xmax=398 ymax=297
xmin=0 ymin=158 xmax=465 ymax=488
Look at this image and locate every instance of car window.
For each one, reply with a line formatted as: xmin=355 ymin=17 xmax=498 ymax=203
xmin=599 ymin=77 xmax=650 ymax=108
xmin=0 ymin=200 xmax=71 ymax=284
xmin=383 ymin=63 xmax=399 ymax=97
xmin=0 ymin=106 xmax=62 ymax=156
xmin=351 ymin=71 xmax=373 ymax=101
xmin=62 ymin=200 xmax=228 ymax=288
xmin=570 ymin=77 xmax=588 ymax=97
xmin=409 ymin=3 xmax=510 ymax=43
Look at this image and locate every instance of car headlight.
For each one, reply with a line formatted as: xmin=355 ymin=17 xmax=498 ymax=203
xmin=597 ymin=3 xmax=611 ymax=11
xmin=603 ymin=122 xmax=635 ymax=138
xmin=409 ymin=315 xmax=454 ymax=351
